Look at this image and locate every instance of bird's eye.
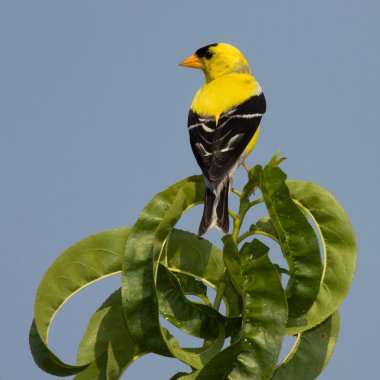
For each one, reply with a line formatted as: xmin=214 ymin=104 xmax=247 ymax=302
xmin=204 ymin=51 xmax=214 ymax=59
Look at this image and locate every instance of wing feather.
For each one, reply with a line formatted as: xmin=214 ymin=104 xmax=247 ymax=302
xmin=188 ymin=93 xmax=266 ymax=182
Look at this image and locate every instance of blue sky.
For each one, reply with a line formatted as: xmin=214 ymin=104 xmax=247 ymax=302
xmin=1 ymin=1 xmax=379 ymax=379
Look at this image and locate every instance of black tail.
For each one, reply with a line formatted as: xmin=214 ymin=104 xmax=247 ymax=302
xmin=198 ymin=180 xmax=229 ymax=236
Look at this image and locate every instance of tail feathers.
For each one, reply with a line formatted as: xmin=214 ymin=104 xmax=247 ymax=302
xmin=198 ymin=187 xmax=215 ymax=235
xmin=216 ymin=181 xmax=229 ymax=233
xmin=198 ymin=180 xmax=230 ymax=236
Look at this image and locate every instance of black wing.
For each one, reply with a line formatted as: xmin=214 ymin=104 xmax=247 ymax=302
xmin=188 ymin=110 xmax=216 ymax=178
xmin=188 ymin=93 xmax=266 ymax=183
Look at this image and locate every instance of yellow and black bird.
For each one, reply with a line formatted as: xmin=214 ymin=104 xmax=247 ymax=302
xmin=180 ymin=43 xmax=266 ymax=235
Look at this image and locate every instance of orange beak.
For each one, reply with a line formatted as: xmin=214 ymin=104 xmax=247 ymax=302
xmin=179 ymin=54 xmax=203 ymax=69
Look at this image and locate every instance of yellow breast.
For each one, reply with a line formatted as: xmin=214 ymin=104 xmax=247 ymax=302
xmin=191 ymin=73 xmax=262 ymax=123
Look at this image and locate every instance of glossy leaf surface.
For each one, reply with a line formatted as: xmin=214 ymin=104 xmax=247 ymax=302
xmin=260 ymin=166 xmax=322 ymax=319
xmin=30 ymin=225 xmax=233 ymax=378
xmin=193 ymin=237 xmax=288 ymax=380
xmin=286 ymin=180 xmax=357 ymax=334
xmin=30 ymin=164 xmax=356 ymax=380
xmin=31 ymin=227 xmax=131 ymax=375
xmin=273 ymin=312 xmax=339 ymax=380
xmin=165 ymin=229 xmax=241 ymax=317
xmin=29 ymin=320 xmax=87 ymax=376
xmin=122 ymin=175 xmax=225 ymax=365
xmin=75 ymin=290 xmax=142 ymax=380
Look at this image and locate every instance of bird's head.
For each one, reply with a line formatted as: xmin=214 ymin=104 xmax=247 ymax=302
xmin=179 ymin=43 xmax=251 ymax=82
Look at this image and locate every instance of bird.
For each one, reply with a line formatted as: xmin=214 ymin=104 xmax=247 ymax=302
xmin=179 ymin=43 xmax=266 ymax=236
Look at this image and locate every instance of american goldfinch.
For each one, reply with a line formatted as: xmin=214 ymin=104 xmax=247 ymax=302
xmin=180 ymin=43 xmax=266 ymax=235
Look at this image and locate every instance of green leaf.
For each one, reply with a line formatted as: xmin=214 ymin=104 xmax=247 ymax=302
xmin=74 ymin=289 xmax=142 ymax=380
xmin=30 ymin=224 xmax=231 ymax=377
xmin=165 ymin=229 xmax=242 ymax=318
xmin=273 ymin=312 xmax=340 ymax=380
xmin=255 ymin=216 xmax=279 ymax=240
xmin=29 ymin=320 xmax=88 ymax=376
xmin=260 ymin=166 xmax=322 ymax=319
xmin=170 ymin=371 xmax=200 ymax=380
xmin=242 ymin=164 xmax=262 ymax=200
xmin=172 ymin=272 xmax=208 ymax=304
xmin=159 ymin=262 xmax=241 ymax=339
xmin=157 ymin=264 xmax=222 ymax=340
xmin=248 ymin=216 xmax=279 ymax=243
xmin=286 ymin=180 xmax=357 ymax=334
xmin=195 ymin=239 xmax=288 ymax=380
xmin=122 ymin=176 xmax=206 ymax=357
xmin=31 ymin=227 xmax=131 ymax=376
xmin=267 ymin=151 xmax=287 ymax=168
xmin=222 ymin=235 xmax=242 ymax=292
xmin=165 ymin=229 xmax=224 ymax=289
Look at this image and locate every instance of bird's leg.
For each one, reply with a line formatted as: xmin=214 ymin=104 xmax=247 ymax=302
xmin=242 ymin=161 xmax=250 ymax=174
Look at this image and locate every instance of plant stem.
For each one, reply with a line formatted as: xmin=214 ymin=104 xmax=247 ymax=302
xmin=214 ymin=166 xmax=260 ymax=311
xmin=228 ymin=209 xmax=237 ymax=221
xmin=231 ymin=188 xmax=242 ymax=198
xmin=249 ymin=197 xmax=264 ymax=208
xmin=213 ymin=273 xmax=226 ymax=310
xmin=237 ymin=230 xmax=280 ymax=245
xmin=231 ymin=216 xmax=241 ymax=243
xmin=213 ymin=203 xmax=243 ymax=311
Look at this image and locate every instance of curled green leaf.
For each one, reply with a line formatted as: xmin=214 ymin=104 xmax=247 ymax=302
xmin=165 ymin=229 xmax=242 ymax=317
xmin=172 ymin=272 xmax=208 ymax=303
xmin=195 ymin=238 xmax=288 ymax=380
xmin=260 ymin=166 xmax=322 ymax=319
xmin=239 ymin=216 xmax=279 ymax=245
xmin=222 ymin=234 xmax=242 ymax=292
xmin=157 ymin=264 xmax=222 ymax=341
xmin=286 ymin=180 xmax=357 ymax=334
xmin=31 ymin=227 xmax=131 ymax=376
xmin=29 ymin=320 xmax=88 ymax=376
xmin=254 ymin=216 xmax=279 ymax=241
xmin=75 ymin=290 xmax=142 ymax=380
xmin=122 ymin=176 xmax=222 ymax=364
xmin=30 ymin=224 xmax=232 ymax=377
xmin=273 ymin=311 xmax=340 ymax=380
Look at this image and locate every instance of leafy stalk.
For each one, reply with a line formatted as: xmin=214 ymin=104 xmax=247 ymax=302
xmin=30 ymin=153 xmax=356 ymax=380
xmin=213 ymin=166 xmax=262 ymax=312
